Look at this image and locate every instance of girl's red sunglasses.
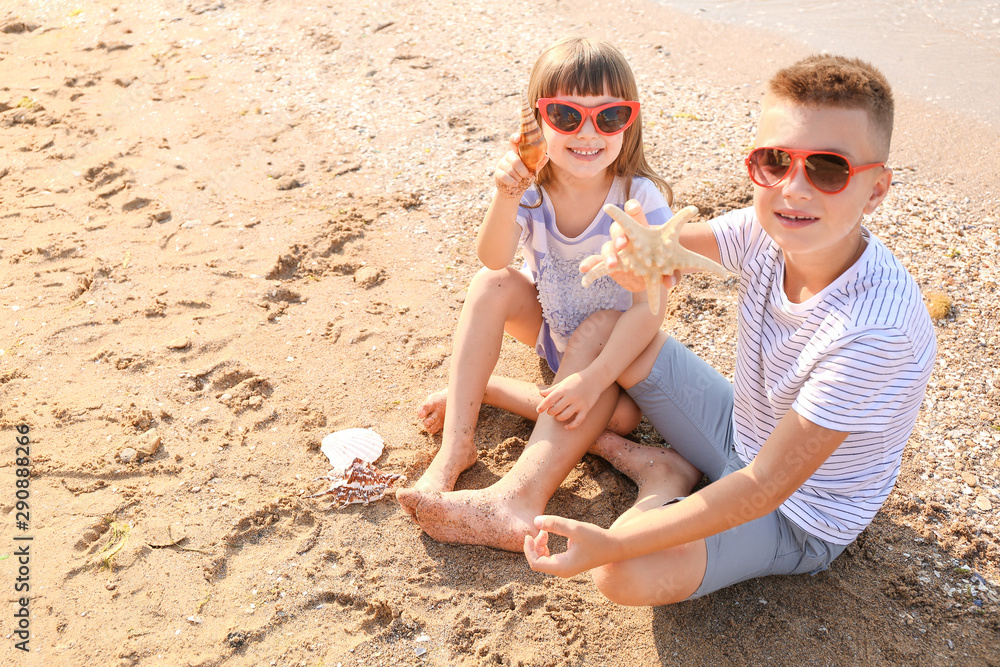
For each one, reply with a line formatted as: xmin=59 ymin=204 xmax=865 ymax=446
xmin=535 ymin=98 xmax=640 ymax=136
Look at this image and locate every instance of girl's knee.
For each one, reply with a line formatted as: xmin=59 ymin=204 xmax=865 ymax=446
xmin=592 ymin=561 xmax=689 ymax=606
xmin=467 ymin=267 xmax=532 ymax=303
xmin=469 ymin=266 xmax=516 ymax=291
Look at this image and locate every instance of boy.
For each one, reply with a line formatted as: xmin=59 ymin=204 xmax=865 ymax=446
xmin=523 ymin=54 xmax=936 ymax=603
xmin=401 ymin=54 xmax=935 ymax=605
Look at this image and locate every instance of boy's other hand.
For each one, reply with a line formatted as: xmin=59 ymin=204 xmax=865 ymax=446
xmin=579 ymin=240 xmax=647 ymax=293
xmin=580 ymin=199 xmax=680 ymax=293
xmin=524 ymin=515 xmax=610 ymax=578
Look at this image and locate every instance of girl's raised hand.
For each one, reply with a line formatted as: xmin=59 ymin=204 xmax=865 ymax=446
xmin=495 ymin=132 xmax=548 ymax=200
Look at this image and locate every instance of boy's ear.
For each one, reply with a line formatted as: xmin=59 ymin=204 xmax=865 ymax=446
xmin=862 ymin=167 xmax=893 ymax=215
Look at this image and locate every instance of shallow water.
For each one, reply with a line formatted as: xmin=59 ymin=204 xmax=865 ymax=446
xmin=656 ymin=0 xmax=1000 ymax=127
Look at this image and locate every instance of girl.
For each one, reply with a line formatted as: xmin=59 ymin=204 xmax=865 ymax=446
xmin=407 ymin=37 xmax=674 ymax=497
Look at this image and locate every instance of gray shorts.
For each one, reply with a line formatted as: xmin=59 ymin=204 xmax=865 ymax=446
xmin=625 ymin=337 xmax=848 ymax=600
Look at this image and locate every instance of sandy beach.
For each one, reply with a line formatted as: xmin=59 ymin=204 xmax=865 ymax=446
xmin=1 ymin=0 xmax=999 ymax=665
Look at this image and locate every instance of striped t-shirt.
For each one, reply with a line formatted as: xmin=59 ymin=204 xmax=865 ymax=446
xmin=711 ymin=208 xmax=936 ymax=544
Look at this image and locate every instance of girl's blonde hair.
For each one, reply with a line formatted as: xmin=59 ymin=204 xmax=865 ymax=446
xmin=525 ymin=36 xmax=672 ymax=205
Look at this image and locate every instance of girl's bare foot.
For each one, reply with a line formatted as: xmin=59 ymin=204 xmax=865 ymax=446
xmin=416 ymin=388 xmax=448 ymax=434
xmin=397 ymin=444 xmax=478 ymax=518
xmin=397 ymin=486 xmax=536 ymax=552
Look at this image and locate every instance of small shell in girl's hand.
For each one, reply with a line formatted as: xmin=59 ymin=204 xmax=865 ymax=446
xmin=582 ymin=205 xmax=727 ymax=315
xmin=517 ymin=91 xmax=547 ymax=174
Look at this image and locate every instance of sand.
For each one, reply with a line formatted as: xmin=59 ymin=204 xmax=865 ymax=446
xmin=1 ymin=0 xmax=999 ymax=665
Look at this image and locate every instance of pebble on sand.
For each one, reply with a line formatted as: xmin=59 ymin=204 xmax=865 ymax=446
xmin=137 ymin=428 xmax=161 ymax=457
xmin=275 ymin=176 xmax=302 ymax=190
xmin=354 ymin=266 xmax=385 ymax=288
xmin=166 ymin=337 xmax=190 ymax=349
xmin=149 ymin=208 xmax=172 ymax=222
xmin=924 ymin=290 xmax=953 ymax=320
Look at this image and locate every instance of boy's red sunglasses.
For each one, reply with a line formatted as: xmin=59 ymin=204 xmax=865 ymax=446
xmin=535 ymin=98 xmax=640 ymax=136
xmin=745 ymin=147 xmax=884 ymax=194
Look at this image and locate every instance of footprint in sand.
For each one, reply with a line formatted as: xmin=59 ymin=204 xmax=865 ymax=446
xmin=73 ymin=520 xmax=111 ymax=555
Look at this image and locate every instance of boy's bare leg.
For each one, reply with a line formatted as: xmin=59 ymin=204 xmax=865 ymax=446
xmin=588 ymin=433 xmax=703 ymax=515
xmin=397 ymin=315 xmax=621 ymax=550
xmin=405 ymin=268 xmax=543 ymax=499
xmin=586 ymin=432 xmax=708 ymax=605
xmin=419 ymin=377 xmax=642 ymax=435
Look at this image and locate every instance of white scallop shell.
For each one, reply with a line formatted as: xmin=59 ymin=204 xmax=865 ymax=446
xmin=320 ymin=428 xmax=384 ymax=471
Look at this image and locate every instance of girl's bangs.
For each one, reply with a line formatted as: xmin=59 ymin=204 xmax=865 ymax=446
xmin=539 ymin=45 xmax=635 ymax=100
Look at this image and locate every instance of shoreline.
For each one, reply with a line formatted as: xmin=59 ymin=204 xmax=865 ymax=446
xmin=649 ymin=0 xmax=1000 ymax=131
xmin=598 ymin=0 xmax=1000 ymax=204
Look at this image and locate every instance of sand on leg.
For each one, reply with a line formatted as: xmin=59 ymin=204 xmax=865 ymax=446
xmin=585 ymin=431 xmax=708 ymax=605
xmin=398 ymin=311 xmax=623 ymax=549
xmin=402 ymin=267 xmax=543 ymax=504
xmin=418 ymin=373 xmax=642 ymax=435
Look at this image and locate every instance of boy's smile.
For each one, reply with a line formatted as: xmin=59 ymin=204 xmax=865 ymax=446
xmin=753 ymin=99 xmax=892 ymax=298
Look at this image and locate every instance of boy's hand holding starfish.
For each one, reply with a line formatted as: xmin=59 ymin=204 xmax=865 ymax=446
xmin=579 ymin=200 xmax=683 ymax=294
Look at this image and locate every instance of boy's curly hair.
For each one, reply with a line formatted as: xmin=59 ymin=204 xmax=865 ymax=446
xmin=769 ymin=55 xmax=894 ymax=157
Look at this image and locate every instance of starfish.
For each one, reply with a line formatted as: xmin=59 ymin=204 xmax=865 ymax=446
xmin=582 ymin=204 xmax=727 ymax=314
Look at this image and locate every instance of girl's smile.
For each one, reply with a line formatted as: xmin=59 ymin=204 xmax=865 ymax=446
xmin=541 ymin=90 xmax=625 ymax=185
xmin=567 ymin=146 xmax=604 ymax=158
